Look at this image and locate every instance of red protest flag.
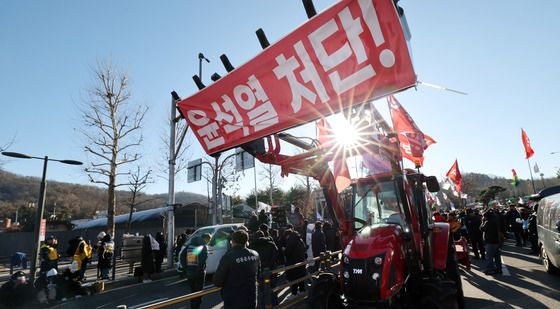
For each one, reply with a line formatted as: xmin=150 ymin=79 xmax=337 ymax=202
xmin=521 ymin=128 xmax=535 ymax=159
xmin=388 ymin=96 xmax=435 ymax=167
xmin=446 ymin=160 xmax=462 ymax=192
xmin=316 ymin=118 xmax=351 ymax=192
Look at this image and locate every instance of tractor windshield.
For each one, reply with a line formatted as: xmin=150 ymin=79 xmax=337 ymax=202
xmin=353 ymin=180 xmax=404 ymax=229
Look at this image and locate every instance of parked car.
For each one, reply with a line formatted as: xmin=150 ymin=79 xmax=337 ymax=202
xmin=177 ymin=223 xmax=243 ymax=274
xmin=536 ymin=193 xmax=560 ymax=274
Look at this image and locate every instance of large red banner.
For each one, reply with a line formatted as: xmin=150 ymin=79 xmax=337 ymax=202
xmin=178 ymin=0 xmax=416 ymax=155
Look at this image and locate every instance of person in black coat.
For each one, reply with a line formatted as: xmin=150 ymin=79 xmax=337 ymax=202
xmin=154 ymin=232 xmax=166 ymax=273
xmin=0 ymin=271 xmax=34 ymax=308
xmin=249 ymin=230 xmax=279 ymax=307
xmin=506 ymin=204 xmax=523 ymax=246
xmin=528 ymin=205 xmax=539 ymax=254
xmin=180 ymin=234 xmax=210 ymax=309
xmin=465 ymin=210 xmax=485 ymax=259
xmin=141 ymin=235 xmax=156 ymax=282
xmin=249 ymin=230 xmax=279 ymax=270
xmin=311 ymin=222 xmax=326 ymax=273
xmin=214 ymin=230 xmax=260 ymax=309
xmin=97 ymin=234 xmax=115 ymax=279
xmin=481 ymin=209 xmax=503 ymax=275
xmin=283 ymin=229 xmax=307 ymax=297
xmin=248 ymin=213 xmax=260 ymax=233
xmin=323 ymin=222 xmax=341 ymax=253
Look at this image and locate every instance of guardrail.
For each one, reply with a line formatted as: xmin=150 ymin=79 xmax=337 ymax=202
xmin=130 ymin=250 xmax=341 ymax=309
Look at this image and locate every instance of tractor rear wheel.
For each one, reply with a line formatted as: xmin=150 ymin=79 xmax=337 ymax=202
xmin=419 ymin=279 xmax=458 ymax=309
xmin=307 ymin=273 xmax=344 ymax=309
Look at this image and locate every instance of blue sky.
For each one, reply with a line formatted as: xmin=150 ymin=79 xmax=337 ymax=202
xmin=1 ymin=0 xmax=559 ymax=200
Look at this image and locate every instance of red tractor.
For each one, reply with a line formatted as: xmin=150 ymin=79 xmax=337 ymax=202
xmin=249 ymin=122 xmax=463 ymax=308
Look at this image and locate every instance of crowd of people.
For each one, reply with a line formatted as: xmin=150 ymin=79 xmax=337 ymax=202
xmin=0 ymin=232 xmax=112 ymax=307
xmin=432 ymin=201 xmax=538 ymax=275
xmin=171 ymin=206 xmax=342 ymax=309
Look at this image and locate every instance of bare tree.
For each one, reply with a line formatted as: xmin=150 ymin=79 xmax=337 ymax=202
xmin=260 ymin=164 xmax=282 ymax=206
xmin=80 ymin=61 xmax=148 ymax=236
xmin=295 ymin=175 xmax=317 ymax=218
xmin=156 ymin=114 xmax=190 ymax=181
xmin=0 ymin=135 xmax=16 ymax=168
xmin=126 ymin=165 xmax=152 ymax=233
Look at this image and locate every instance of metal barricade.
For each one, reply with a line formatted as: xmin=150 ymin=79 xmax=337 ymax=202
xmin=127 ymin=250 xmax=341 ymax=309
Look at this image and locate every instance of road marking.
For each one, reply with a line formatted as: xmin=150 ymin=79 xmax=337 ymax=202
xmin=500 ymin=257 xmax=510 ymax=276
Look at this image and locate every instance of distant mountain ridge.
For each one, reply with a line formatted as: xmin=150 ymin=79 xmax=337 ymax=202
xmin=0 ymin=169 xmax=207 ymax=224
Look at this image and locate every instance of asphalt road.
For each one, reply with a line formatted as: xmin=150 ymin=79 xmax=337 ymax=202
xmin=462 ymin=239 xmax=560 ymax=308
xmin=21 ymin=238 xmax=560 ymax=309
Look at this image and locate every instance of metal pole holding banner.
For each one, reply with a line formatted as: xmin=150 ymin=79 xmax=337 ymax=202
xmin=527 ymin=158 xmax=537 ymax=194
xmin=166 ymin=93 xmax=181 ymax=269
xmin=212 ymin=155 xmax=219 ymax=225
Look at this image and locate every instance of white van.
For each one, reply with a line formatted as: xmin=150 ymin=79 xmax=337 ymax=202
xmin=178 ymin=223 xmax=243 ymax=274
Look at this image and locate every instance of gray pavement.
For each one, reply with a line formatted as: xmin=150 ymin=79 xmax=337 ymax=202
xmin=462 ymin=239 xmax=560 ymax=308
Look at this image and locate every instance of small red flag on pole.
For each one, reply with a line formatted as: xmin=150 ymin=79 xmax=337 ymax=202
xmin=446 ymin=160 xmax=462 ymax=192
xmin=521 ymin=128 xmax=535 ymax=159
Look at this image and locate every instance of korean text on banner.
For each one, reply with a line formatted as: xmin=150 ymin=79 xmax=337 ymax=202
xmin=177 ymin=0 xmax=416 ymax=155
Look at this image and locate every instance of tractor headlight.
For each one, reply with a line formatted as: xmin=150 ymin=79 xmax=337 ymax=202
xmin=343 ymin=255 xmax=350 ymax=264
xmin=343 ymin=271 xmax=350 ymax=279
xmin=374 ymin=256 xmax=383 ymax=266
xmin=372 ymin=272 xmax=379 ymax=280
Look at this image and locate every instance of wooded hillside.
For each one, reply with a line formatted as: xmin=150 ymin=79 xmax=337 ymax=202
xmin=0 ymin=169 xmax=207 ymax=226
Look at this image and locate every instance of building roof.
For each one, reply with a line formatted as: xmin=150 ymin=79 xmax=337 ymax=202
xmin=73 ymin=207 xmax=166 ymax=230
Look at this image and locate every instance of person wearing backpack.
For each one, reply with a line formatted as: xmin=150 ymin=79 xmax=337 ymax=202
xmin=97 ymin=234 xmax=115 ymax=280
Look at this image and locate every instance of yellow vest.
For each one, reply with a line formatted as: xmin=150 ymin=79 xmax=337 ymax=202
xmin=41 ymin=244 xmax=58 ymax=261
xmin=72 ymin=240 xmax=93 ymax=269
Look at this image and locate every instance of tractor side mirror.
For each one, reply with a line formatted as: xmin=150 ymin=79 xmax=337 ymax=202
xmin=425 ymin=176 xmax=440 ymax=193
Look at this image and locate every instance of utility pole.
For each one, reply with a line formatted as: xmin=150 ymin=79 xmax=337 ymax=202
xmin=166 ymin=94 xmax=177 ymax=269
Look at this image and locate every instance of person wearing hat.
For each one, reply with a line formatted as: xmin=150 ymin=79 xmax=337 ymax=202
xmin=0 ymin=271 xmax=33 ymax=307
xmin=97 ymin=233 xmax=115 ymax=280
xmin=40 ymin=235 xmax=59 ymax=274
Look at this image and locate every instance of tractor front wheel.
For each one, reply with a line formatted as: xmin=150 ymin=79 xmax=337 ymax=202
xmin=307 ymin=273 xmax=344 ymax=309
xmin=419 ymin=279 xmax=459 ymax=309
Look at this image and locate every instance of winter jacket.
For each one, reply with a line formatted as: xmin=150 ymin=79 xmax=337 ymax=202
xmin=249 ymin=236 xmax=278 ymax=271
xmin=97 ymin=235 xmax=114 ymax=269
xmin=214 ymin=246 xmax=260 ymax=309
xmin=141 ymin=235 xmax=155 ymax=274
xmin=311 ymin=230 xmax=326 ymax=257
xmin=323 ymin=226 xmax=341 ymax=252
xmin=154 ymin=233 xmax=166 ymax=264
xmin=506 ymin=209 xmax=522 ymax=230
xmin=180 ymin=236 xmax=208 ymax=279
xmin=39 ymin=244 xmax=58 ymax=272
xmin=481 ymin=212 xmax=502 ymax=244
xmin=284 ymin=232 xmax=307 ymax=280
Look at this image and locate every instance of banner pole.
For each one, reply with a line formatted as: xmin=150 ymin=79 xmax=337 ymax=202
xmin=526 ymin=158 xmax=536 ymax=194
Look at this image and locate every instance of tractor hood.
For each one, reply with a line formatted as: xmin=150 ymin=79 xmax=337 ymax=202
xmin=344 ymin=224 xmax=404 ymax=259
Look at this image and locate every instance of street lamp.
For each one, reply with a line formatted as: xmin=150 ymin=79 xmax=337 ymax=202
xmin=1 ymin=151 xmax=82 ymax=282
